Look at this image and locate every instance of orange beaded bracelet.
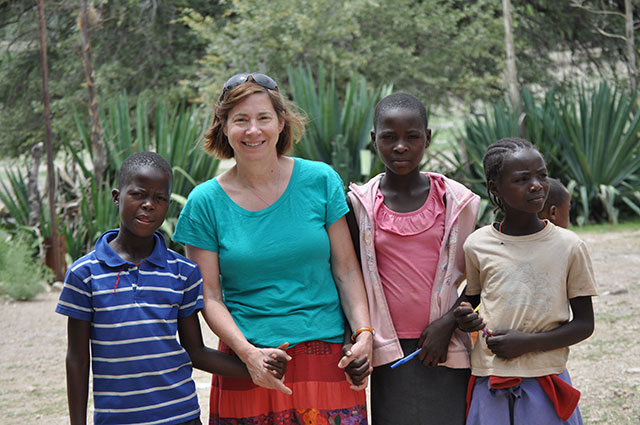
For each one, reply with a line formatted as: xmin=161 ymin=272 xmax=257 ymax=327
xmin=351 ymin=326 xmax=375 ymax=342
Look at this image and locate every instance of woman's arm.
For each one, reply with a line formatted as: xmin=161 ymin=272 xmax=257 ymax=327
xmin=486 ymin=296 xmax=595 ymax=359
xmin=184 ymin=245 xmax=292 ymax=394
xmin=66 ymin=317 xmax=90 ymax=425
xmin=327 ymin=217 xmax=373 ymax=390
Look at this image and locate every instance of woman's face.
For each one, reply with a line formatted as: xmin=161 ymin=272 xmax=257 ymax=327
xmin=223 ymin=92 xmax=284 ymax=160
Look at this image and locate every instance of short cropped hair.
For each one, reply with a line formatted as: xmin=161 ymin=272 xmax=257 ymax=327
xmin=204 ymin=82 xmax=306 ymax=159
xmin=542 ymin=177 xmax=569 ymax=212
xmin=118 ymin=151 xmax=173 ymax=190
xmin=373 ymin=93 xmax=428 ymax=131
xmin=482 ymin=137 xmax=540 ymax=212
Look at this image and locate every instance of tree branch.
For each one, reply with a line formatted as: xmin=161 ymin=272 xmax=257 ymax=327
xmin=594 ymin=27 xmax=628 ymax=42
xmin=570 ymin=2 xmax=625 ymax=19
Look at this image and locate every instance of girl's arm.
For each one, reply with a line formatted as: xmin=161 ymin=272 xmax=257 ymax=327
xmin=327 ymin=217 xmax=373 ymax=390
xmin=66 ymin=317 xmax=90 ymax=425
xmin=177 ymin=313 xmax=289 ymax=379
xmin=486 ymin=296 xmax=594 ymax=359
xmin=418 ymin=289 xmax=474 ymax=367
xmin=184 ymin=245 xmax=292 ymax=395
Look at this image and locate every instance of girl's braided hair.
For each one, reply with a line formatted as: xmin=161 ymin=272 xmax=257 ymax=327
xmin=482 ymin=137 xmax=538 ymax=212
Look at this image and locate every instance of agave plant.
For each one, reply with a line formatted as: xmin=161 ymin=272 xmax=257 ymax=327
xmin=287 ymin=64 xmax=392 ymax=185
xmin=62 ymin=94 xmax=220 ymax=256
xmin=554 ymin=82 xmax=640 ymax=224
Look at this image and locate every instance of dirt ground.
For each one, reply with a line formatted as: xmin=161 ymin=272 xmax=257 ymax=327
xmin=1 ymin=229 xmax=638 ymax=424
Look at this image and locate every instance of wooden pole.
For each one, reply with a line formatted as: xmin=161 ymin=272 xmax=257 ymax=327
xmin=37 ymin=0 xmax=64 ymax=282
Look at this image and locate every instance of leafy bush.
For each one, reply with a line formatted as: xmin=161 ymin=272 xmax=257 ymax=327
xmin=0 ymin=229 xmax=50 ymax=301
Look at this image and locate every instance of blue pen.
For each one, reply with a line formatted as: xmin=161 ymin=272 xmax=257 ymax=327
xmin=390 ymin=348 xmax=422 ymax=369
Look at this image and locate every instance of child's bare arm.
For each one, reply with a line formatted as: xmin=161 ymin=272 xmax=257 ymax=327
xmin=486 ymin=296 xmax=594 ymax=359
xmin=66 ymin=317 xmax=90 ymax=425
xmin=177 ymin=313 xmax=290 ymax=379
xmin=418 ymin=293 xmax=477 ymax=367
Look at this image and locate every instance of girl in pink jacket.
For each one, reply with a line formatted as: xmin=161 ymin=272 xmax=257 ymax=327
xmin=346 ymin=93 xmax=480 ymax=425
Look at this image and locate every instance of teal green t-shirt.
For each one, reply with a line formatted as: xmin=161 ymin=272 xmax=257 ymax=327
xmin=173 ymin=158 xmax=348 ymax=348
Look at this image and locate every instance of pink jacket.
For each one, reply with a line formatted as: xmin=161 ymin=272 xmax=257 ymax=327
xmin=347 ymin=172 xmax=480 ymax=368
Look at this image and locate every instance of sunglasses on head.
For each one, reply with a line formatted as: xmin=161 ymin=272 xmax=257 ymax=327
xmin=222 ymin=73 xmax=279 ymax=97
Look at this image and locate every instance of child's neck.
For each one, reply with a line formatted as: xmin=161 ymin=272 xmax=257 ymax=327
xmin=380 ymin=170 xmax=430 ymax=213
xmin=498 ymin=213 xmax=546 ymax=236
xmin=109 ymin=231 xmax=155 ymax=264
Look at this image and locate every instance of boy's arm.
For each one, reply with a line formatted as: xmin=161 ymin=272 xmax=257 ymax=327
xmin=486 ymin=296 xmax=595 ymax=359
xmin=66 ymin=317 xmax=91 ymax=425
xmin=177 ymin=313 xmax=289 ymax=379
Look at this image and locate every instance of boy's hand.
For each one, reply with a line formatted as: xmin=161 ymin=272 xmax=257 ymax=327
xmin=244 ymin=345 xmax=293 ymax=395
xmin=263 ymin=342 xmax=290 ymax=380
xmin=341 ymin=344 xmax=371 ymax=389
xmin=417 ymin=317 xmax=453 ymax=367
xmin=453 ymin=301 xmax=486 ymax=333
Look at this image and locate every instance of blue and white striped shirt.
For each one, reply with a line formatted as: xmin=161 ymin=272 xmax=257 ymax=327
xmin=56 ymin=230 xmax=204 ymax=425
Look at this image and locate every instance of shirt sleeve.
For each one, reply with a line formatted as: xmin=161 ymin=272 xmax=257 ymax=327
xmin=55 ymin=265 xmax=93 ymax=322
xmin=173 ymin=185 xmax=220 ymax=252
xmin=325 ymin=167 xmax=349 ymax=227
xmin=464 ymin=238 xmax=482 ymax=296
xmin=566 ymin=239 xmax=599 ymax=299
xmin=179 ymin=263 xmax=205 ymax=318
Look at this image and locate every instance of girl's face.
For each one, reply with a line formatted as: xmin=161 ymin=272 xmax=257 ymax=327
xmin=223 ymin=92 xmax=284 ymax=161
xmin=372 ymin=107 xmax=431 ymax=176
xmin=491 ymin=148 xmax=550 ymax=215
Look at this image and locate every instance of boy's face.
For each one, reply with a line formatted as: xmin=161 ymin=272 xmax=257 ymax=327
xmin=372 ymin=107 xmax=431 ymax=176
xmin=112 ymin=166 xmax=171 ymax=239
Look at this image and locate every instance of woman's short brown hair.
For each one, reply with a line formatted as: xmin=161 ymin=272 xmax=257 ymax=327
xmin=203 ymin=82 xmax=306 ymax=159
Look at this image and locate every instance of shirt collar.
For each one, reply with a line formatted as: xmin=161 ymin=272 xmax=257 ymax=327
xmin=95 ymin=229 xmax=168 ymax=268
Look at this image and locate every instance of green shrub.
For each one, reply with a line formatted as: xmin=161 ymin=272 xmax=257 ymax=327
xmin=0 ymin=229 xmax=50 ymax=301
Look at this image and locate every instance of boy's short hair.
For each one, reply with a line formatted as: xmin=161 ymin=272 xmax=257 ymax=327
xmin=542 ymin=177 xmax=569 ymax=212
xmin=374 ymin=93 xmax=428 ymax=131
xmin=118 ymin=152 xmax=173 ymax=189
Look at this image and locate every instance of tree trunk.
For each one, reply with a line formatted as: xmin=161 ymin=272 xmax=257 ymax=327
xmin=624 ymin=0 xmax=637 ymax=93
xmin=37 ymin=0 xmax=65 ymax=282
xmin=27 ymin=143 xmax=43 ymax=227
xmin=78 ymin=0 xmax=107 ymax=183
xmin=503 ymin=0 xmax=523 ymax=136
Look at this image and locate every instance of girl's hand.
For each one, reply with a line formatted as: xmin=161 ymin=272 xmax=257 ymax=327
xmin=453 ymin=301 xmax=486 ymax=333
xmin=338 ymin=333 xmax=373 ymax=391
xmin=244 ymin=345 xmax=292 ymax=395
xmin=418 ymin=316 xmax=454 ymax=367
xmin=485 ymin=329 xmax=529 ymax=359
xmin=263 ymin=342 xmax=290 ymax=380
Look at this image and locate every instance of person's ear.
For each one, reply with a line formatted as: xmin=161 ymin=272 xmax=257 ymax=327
xmin=425 ymin=128 xmax=432 ymax=148
xmin=549 ymin=205 xmax=558 ymax=221
xmin=111 ymin=188 xmax=120 ymax=207
xmin=370 ymin=130 xmax=377 ymax=150
xmin=488 ymin=180 xmax=499 ymax=199
xmin=278 ymin=117 xmax=285 ymax=134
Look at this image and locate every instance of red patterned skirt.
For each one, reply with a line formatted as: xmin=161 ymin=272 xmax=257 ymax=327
xmin=209 ymin=340 xmax=367 ymax=425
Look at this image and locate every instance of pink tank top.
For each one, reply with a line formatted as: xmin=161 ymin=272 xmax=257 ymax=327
xmin=374 ymin=175 xmax=446 ymax=338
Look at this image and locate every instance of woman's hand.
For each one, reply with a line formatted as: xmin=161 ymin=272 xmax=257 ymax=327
xmin=338 ymin=333 xmax=373 ymax=391
xmin=263 ymin=342 xmax=290 ymax=380
xmin=242 ymin=344 xmax=292 ymax=395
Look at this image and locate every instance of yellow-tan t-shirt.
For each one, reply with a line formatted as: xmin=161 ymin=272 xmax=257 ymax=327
xmin=464 ymin=222 xmax=598 ymax=377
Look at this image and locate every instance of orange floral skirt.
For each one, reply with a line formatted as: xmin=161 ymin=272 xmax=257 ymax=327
xmin=209 ymin=340 xmax=367 ymax=425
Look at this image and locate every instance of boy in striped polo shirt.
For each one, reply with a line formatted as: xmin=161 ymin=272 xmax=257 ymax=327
xmin=56 ymin=152 xmax=289 ymax=425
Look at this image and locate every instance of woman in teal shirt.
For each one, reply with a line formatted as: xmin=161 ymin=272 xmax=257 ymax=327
xmin=173 ymin=73 xmax=373 ymax=425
